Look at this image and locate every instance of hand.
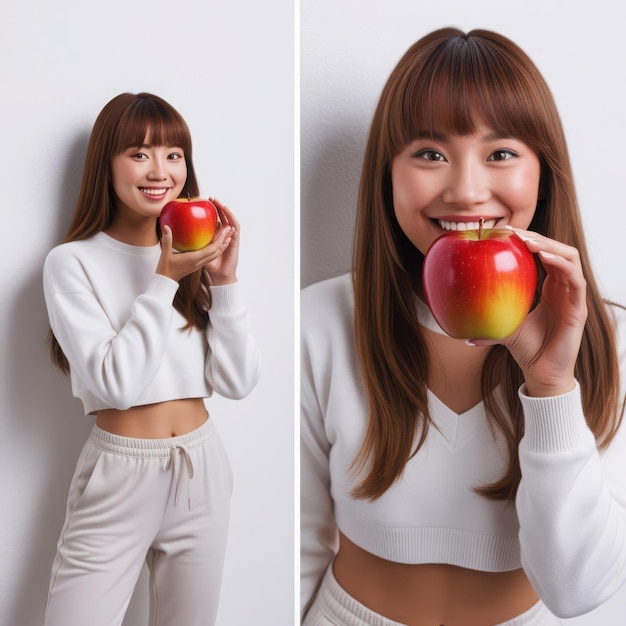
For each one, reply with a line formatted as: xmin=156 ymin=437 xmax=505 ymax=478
xmin=156 ymin=220 xmax=235 ymax=283
xmin=470 ymin=228 xmax=587 ymax=397
xmin=203 ymin=198 xmax=240 ymax=285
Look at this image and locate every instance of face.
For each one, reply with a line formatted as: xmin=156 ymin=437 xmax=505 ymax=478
xmin=390 ymin=124 xmax=542 ymax=256
xmin=110 ymin=134 xmax=187 ymax=223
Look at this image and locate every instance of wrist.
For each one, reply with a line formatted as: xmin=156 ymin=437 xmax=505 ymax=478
xmin=209 ymin=274 xmax=238 ymax=286
xmin=524 ymin=377 xmax=576 ymax=398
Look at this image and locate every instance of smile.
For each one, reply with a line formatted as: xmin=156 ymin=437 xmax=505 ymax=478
xmin=436 ymin=218 xmax=499 ymax=232
xmin=139 ymin=187 xmax=169 ymax=197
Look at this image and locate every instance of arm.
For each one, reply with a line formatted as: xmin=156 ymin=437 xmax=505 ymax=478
xmin=516 ymin=382 xmax=626 ymax=617
xmin=44 ymin=249 xmax=179 ymax=409
xmin=201 ymin=200 xmax=261 ymax=398
xmin=300 ymin=321 xmax=339 ymax=619
xmin=473 ymin=230 xmax=626 ymax=615
xmin=204 ymin=282 xmax=261 ymax=399
xmin=301 ymin=408 xmax=338 ymax=620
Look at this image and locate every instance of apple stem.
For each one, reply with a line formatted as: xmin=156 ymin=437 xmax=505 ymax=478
xmin=479 ymin=217 xmax=484 ymax=238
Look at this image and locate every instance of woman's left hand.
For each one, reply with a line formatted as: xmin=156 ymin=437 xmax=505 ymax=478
xmin=204 ymin=198 xmax=240 ymax=285
xmin=472 ymin=228 xmax=588 ymax=397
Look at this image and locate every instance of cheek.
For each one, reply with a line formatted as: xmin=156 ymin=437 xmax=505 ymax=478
xmin=176 ymin=163 xmax=189 ymax=191
xmin=392 ymin=167 xmax=428 ymax=216
xmin=506 ymin=169 xmax=540 ymax=212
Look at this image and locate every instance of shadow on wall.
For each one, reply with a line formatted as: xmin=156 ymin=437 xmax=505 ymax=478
xmin=300 ymin=118 xmax=367 ymax=289
xmin=3 ymin=130 xmax=96 ymax=626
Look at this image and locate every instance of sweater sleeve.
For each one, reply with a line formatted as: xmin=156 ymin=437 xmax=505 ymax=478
xmin=300 ymin=315 xmax=339 ymax=619
xmin=516 ymin=379 xmax=626 ymax=617
xmin=204 ymin=283 xmax=261 ymax=399
xmin=43 ymin=250 xmax=180 ymax=410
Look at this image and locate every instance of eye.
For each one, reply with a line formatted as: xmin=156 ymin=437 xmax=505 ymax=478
xmin=488 ymin=149 xmax=517 ymax=161
xmin=414 ymin=149 xmax=447 ymax=162
xmin=131 ymin=152 xmax=149 ymax=160
xmin=167 ymin=152 xmax=184 ymax=160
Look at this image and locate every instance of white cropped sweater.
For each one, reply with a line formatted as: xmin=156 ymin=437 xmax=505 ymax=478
xmin=301 ymin=273 xmax=626 ymax=619
xmin=43 ymin=232 xmax=261 ymax=414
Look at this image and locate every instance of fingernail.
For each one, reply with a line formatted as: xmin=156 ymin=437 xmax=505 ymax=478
xmin=539 ymin=250 xmax=556 ymax=259
xmin=503 ymin=226 xmax=536 ymax=243
xmin=515 ymin=232 xmax=537 ymax=244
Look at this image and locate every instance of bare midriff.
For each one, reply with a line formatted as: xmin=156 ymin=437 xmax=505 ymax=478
xmin=332 ymin=532 xmax=539 ymax=626
xmin=96 ymin=398 xmax=208 ymax=438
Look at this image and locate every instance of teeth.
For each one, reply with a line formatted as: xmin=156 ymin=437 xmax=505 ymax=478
xmin=438 ymin=219 xmax=497 ymax=231
xmin=140 ymin=188 xmax=167 ymax=196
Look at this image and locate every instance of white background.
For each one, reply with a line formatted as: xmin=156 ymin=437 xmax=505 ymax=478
xmin=0 ymin=1 xmax=294 ymax=625
xmin=3 ymin=0 xmax=626 ymax=624
xmin=301 ymin=0 xmax=626 ymax=623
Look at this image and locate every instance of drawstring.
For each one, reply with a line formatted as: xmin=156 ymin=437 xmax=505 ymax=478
xmin=164 ymin=445 xmax=195 ymax=509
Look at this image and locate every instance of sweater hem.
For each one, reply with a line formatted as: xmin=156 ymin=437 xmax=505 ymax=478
xmin=339 ymin=522 xmax=521 ymax=571
xmin=79 ymin=377 xmax=214 ymax=415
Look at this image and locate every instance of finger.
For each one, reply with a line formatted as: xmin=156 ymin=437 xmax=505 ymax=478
xmin=160 ymin=225 xmax=173 ymax=253
xmin=212 ymin=222 xmax=234 ymax=245
xmin=210 ymin=198 xmax=228 ymax=223
xmin=199 ymin=233 xmax=234 ymax=265
xmin=183 ymin=225 xmax=233 ymax=263
xmin=210 ymin=198 xmax=239 ymax=231
xmin=505 ymin=226 xmax=581 ymax=266
xmin=537 ymin=250 xmax=586 ymax=297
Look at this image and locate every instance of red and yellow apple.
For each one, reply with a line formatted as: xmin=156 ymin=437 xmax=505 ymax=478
xmin=159 ymin=197 xmax=218 ymax=252
xmin=422 ymin=228 xmax=537 ymax=340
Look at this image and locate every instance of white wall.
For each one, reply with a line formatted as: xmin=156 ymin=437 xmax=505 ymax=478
xmin=301 ymin=0 xmax=626 ymax=307
xmin=301 ymin=0 xmax=626 ymax=623
xmin=0 ymin=1 xmax=294 ymax=625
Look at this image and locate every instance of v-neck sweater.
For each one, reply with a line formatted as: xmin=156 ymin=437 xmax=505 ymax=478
xmin=301 ymin=272 xmax=626 ymax=619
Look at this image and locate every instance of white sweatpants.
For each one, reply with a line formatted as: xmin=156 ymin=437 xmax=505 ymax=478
xmin=303 ymin=565 xmax=562 ymax=626
xmin=44 ymin=418 xmax=232 ymax=626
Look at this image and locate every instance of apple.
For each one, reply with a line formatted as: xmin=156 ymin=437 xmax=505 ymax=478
xmin=422 ymin=227 xmax=537 ymax=340
xmin=159 ymin=197 xmax=218 ymax=252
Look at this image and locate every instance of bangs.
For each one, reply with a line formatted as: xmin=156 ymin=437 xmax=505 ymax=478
xmin=112 ymin=93 xmax=192 ymax=153
xmin=388 ymin=31 xmax=547 ymax=155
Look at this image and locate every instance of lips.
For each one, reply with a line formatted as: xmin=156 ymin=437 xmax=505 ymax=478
xmin=139 ymin=187 xmax=169 ymax=199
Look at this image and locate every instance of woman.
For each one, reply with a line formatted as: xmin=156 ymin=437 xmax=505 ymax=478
xmin=301 ymin=28 xmax=626 ymax=625
xmin=43 ymin=92 xmax=261 ymax=626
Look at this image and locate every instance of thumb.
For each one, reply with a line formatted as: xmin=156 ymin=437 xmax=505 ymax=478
xmin=160 ymin=224 xmax=173 ymax=253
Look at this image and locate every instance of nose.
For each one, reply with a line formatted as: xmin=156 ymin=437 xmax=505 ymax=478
xmin=148 ymin=156 xmax=167 ymax=181
xmin=441 ymin=159 xmax=490 ymax=208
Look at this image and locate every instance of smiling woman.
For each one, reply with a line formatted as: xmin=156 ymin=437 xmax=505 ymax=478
xmin=301 ymin=27 xmax=626 ymax=626
xmin=43 ymin=92 xmax=261 ymax=626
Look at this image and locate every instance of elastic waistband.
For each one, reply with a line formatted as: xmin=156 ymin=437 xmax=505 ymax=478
xmin=315 ymin=565 xmax=556 ymax=626
xmin=89 ymin=418 xmax=215 ymax=458
xmin=321 ymin=565 xmax=406 ymax=625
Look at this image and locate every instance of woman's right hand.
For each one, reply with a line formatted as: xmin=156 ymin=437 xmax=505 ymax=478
xmin=155 ymin=224 xmax=234 ymax=282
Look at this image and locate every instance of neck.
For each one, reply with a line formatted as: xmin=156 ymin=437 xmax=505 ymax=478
xmin=416 ymin=295 xmax=492 ymax=413
xmin=105 ymin=216 xmax=159 ymax=247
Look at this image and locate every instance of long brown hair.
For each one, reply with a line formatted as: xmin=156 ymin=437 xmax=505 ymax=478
xmin=352 ymin=28 xmax=622 ymax=501
xmin=49 ymin=92 xmax=211 ymax=373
